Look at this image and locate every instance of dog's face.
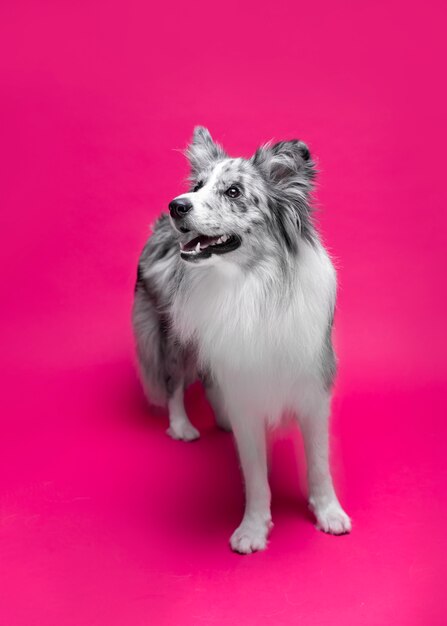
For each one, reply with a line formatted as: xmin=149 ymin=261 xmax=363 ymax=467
xmin=169 ymin=127 xmax=316 ymax=266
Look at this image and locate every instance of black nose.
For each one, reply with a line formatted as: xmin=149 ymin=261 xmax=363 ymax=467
xmin=169 ymin=197 xmax=192 ymax=219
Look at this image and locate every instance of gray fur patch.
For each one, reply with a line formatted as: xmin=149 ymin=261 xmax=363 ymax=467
xmin=321 ymin=321 xmax=337 ymax=389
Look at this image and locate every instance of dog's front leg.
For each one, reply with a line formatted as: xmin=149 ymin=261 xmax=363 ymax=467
xmin=299 ymin=393 xmax=351 ymax=534
xmin=229 ymin=412 xmax=272 ymax=554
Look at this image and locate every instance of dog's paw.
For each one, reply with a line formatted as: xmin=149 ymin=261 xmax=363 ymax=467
xmin=230 ymin=517 xmax=272 ymax=554
xmin=312 ymin=501 xmax=351 ymax=535
xmin=166 ymin=421 xmax=200 ymax=442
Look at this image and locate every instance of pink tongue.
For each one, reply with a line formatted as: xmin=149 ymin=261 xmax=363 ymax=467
xmin=183 ymin=234 xmax=220 ymax=251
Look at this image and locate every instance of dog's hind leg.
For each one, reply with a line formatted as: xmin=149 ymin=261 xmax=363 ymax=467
xmin=204 ymin=379 xmax=232 ymax=432
xmin=166 ymin=383 xmax=200 ymax=442
xmin=164 ymin=339 xmax=200 ymax=442
xmin=297 ymin=388 xmax=351 ymax=535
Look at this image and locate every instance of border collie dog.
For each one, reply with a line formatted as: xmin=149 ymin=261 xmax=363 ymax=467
xmin=133 ymin=127 xmax=351 ymax=553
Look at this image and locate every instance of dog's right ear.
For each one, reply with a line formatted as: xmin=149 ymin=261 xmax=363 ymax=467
xmin=252 ymin=140 xmax=316 ymax=191
xmin=186 ymin=127 xmax=227 ymax=176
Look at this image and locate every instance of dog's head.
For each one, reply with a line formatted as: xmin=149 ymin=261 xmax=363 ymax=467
xmin=169 ymin=127 xmax=316 ymax=266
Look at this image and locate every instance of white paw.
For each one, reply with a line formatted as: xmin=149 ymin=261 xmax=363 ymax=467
xmin=166 ymin=421 xmax=200 ymax=442
xmin=230 ymin=517 xmax=272 ymax=554
xmin=312 ymin=500 xmax=352 ymax=535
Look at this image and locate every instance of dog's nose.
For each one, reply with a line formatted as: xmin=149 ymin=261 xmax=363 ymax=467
xmin=169 ymin=198 xmax=192 ymax=219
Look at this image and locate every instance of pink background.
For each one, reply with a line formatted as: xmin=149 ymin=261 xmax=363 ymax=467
xmin=1 ymin=1 xmax=446 ymax=624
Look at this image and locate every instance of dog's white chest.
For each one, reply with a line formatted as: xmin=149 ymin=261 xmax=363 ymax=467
xmin=173 ymin=242 xmax=335 ymax=414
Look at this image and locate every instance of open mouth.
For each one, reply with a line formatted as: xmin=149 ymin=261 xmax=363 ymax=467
xmin=180 ymin=233 xmax=241 ymax=261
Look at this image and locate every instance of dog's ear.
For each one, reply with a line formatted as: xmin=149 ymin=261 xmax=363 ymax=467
xmin=186 ymin=127 xmax=227 ymax=176
xmin=252 ymin=140 xmax=316 ymax=253
xmin=252 ymin=140 xmax=315 ymax=190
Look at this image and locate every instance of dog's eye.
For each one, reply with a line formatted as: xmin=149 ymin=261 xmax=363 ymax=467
xmin=193 ymin=181 xmax=203 ymax=192
xmin=225 ymin=186 xmax=240 ymax=199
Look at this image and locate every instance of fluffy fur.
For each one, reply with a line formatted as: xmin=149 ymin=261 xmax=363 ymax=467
xmin=132 ymin=127 xmax=351 ymax=553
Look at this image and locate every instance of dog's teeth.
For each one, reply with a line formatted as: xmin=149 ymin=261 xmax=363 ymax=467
xmin=195 ymin=242 xmax=200 ymax=252
xmin=217 ymin=236 xmax=223 ymax=244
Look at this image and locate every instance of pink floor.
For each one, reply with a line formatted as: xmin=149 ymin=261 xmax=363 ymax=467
xmin=1 ymin=1 xmax=446 ymax=624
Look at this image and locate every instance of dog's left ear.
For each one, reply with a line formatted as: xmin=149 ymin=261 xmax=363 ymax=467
xmin=252 ymin=140 xmax=315 ymax=189
xmin=186 ymin=127 xmax=227 ymax=176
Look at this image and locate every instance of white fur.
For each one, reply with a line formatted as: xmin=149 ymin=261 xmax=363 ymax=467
xmin=171 ymin=239 xmax=350 ymax=552
xmin=173 ymin=240 xmax=334 ymax=414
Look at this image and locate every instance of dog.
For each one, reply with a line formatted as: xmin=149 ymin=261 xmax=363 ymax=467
xmin=132 ymin=127 xmax=351 ymax=553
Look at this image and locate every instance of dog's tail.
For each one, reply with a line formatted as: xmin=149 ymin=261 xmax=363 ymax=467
xmin=132 ymin=276 xmax=169 ymax=408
